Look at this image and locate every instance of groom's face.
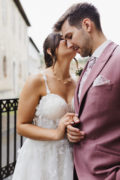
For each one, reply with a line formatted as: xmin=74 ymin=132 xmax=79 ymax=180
xmin=61 ymin=20 xmax=91 ymax=57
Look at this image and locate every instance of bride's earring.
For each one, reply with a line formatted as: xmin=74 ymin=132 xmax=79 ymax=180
xmin=52 ymin=56 xmax=56 ymax=67
xmin=74 ymin=58 xmax=83 ymax=76
xmin=74 ymin=57 xmax=78 ymax=70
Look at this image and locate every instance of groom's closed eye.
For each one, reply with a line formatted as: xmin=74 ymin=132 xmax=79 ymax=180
xmin=65 ymin=33 xmax=72 ymax=40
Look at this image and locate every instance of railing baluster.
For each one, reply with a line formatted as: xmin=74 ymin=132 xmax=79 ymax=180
xmin=0 ymin=105 xmax=2 ymax=169
xmin=0 ymin=98 xmax=19 ymax=179
xmin=0 ymin=101 xmax=3 ymax=179
xmin=20 ymin=136 xmax=23 ymax=147
xmin=7 ymin=100 xmax=10 ymax=177
xmin=14 ymin=109 xmax=17 ymax=162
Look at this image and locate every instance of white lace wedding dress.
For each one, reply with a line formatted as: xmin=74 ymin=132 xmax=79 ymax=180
xmin=12 ymin=73 xmax=74 ymax=180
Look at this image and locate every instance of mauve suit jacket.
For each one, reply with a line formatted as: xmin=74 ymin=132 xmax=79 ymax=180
xmin=74 ymin=41 xmax=120 ymax=180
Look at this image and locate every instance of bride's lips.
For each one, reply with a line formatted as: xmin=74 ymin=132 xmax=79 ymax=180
xmin=73 ymin=46 xmax=79 ymax=51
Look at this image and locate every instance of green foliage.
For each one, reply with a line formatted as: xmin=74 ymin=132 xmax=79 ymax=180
xmin=75 ymin=67 xmax=83 ymax=76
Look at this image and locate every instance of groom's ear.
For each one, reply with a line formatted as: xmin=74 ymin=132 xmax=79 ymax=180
xmin=82 ymin=18 xmax=92 ymax=33
xmin=47 ymin=48 xmax=52 ymax=56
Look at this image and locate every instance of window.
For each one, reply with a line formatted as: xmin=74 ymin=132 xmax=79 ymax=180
xmin=19 ymin=63 xmax=22 ymax=78
xmin=11 ymin=2 xmax=16 ymax=34
xmin=3 ymin=56 xmax=7 ymax=77
xmin=13 ymin=62 xmax=15 ymax=91
xmin=2 ymin=0 xmax=7 ymax=26
xmin=19 ymin=17 xmax=22 ymax=40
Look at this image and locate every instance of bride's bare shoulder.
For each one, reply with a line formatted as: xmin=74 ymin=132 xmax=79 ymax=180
xmin=20 ymin=71 xmax=47 ymax=98
xmin=25 ymin=72 xmax=45 ymax=87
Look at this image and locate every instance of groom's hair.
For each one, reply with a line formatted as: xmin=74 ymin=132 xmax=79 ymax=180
xmin=53 ymin=3 xmax=102 ymax=32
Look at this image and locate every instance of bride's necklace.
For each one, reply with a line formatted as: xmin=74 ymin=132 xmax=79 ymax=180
xmin=53 ymin=68 xmax=72 ymax=85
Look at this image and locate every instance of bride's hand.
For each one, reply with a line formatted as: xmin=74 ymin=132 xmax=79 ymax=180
xmin=55 ymin=113 xmax=75 ymax=140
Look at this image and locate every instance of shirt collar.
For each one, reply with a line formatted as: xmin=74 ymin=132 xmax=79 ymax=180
xmin=92 ymin=40 xmax=111 ymax=58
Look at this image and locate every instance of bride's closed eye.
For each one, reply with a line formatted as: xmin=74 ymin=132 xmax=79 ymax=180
xmin=60 ymin=38 xmax=67 ymax=45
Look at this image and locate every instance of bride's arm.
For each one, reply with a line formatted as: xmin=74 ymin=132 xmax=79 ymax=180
xmin=17 ymin=74 xmax=74 ymax=141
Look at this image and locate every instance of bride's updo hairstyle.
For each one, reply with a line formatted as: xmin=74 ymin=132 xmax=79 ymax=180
xmin=43 ymin=33 xmax=62 ymax=67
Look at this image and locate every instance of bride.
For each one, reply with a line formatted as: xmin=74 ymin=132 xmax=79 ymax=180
xmin=12 ymin=32 xmax=78 ymax=180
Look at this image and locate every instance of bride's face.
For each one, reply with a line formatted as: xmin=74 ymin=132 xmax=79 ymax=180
xmin=56 ymin=38 xmax=76 ymax=59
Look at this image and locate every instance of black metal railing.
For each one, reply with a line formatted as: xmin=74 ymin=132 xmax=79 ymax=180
xmin=0 ymin=98 xmax=23 ymax=180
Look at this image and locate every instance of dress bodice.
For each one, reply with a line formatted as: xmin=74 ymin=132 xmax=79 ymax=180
xmin=33 ymin=72 xmax=74 ymax=129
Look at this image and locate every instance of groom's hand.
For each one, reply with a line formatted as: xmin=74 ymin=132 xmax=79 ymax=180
xmin=67 ymin=124 xmax=85 ymax=143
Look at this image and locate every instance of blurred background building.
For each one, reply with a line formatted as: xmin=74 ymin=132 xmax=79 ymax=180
xmin=28 ymin=37 xmax=41 ymax=75
xmin=0 ymin=0 xmax=41 ymax=99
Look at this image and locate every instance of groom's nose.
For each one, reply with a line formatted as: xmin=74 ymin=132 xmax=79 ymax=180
xmin=67 ymin=41 xmax=73 ymax=48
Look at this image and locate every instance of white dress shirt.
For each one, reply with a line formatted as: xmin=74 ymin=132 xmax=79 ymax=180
xmin=78 ymin=40 xmax=111 ymax=101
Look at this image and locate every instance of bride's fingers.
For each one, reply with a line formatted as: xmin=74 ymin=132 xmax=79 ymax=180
xmin=63 ymin=118 xmax=72 ymax=126
xmin=64 ymin=121 xmax=72 ymax=126
xmin=73 ymin=116 xmax=80 ymax=123
xmin=65 ymin=112 xmax=78 ymax=118
xmin=66 ymin=116 xmax=74 ymax=122
xmin=62 ymin=114 xmax=79 ymax=127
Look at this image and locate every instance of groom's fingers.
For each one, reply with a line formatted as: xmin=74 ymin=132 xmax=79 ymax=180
xmin=67 ymin=133 xmax=84 ymax=140
xmin=67 ymin=130 xmax=81 ymax=136
xmin=67 ymin=125 xmax=85 ymax=136
xmin=67 ymin=124 xmax=80 ymax=133
xmin=67 ymin=124 xmax=85 ymax=142
xmin=67 ymin=133 xmax=84 ymax=142
xmin=67 ymin=131 xmax=84 ymax=139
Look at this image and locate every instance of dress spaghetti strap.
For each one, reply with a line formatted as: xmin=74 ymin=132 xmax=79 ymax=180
xmin=41 ymin=72 xmax=51 ymax=94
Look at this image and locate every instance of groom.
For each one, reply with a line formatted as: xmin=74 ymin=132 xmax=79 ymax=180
xmin=53 ymin=2 xmax=120 ymax=180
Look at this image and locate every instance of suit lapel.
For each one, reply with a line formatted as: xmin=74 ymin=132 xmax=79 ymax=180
xmin=74 ymin=61 xmax=89 ymax=113
xmin=78 ymin=42 xmax=118 ymax=116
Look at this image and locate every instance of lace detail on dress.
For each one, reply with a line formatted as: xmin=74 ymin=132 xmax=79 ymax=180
xmin=33 ymin=94 xmax=74 ymax=127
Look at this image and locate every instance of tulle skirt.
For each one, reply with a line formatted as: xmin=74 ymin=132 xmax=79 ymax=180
xmin=12 ymin=138 xmax=73 ymax=180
